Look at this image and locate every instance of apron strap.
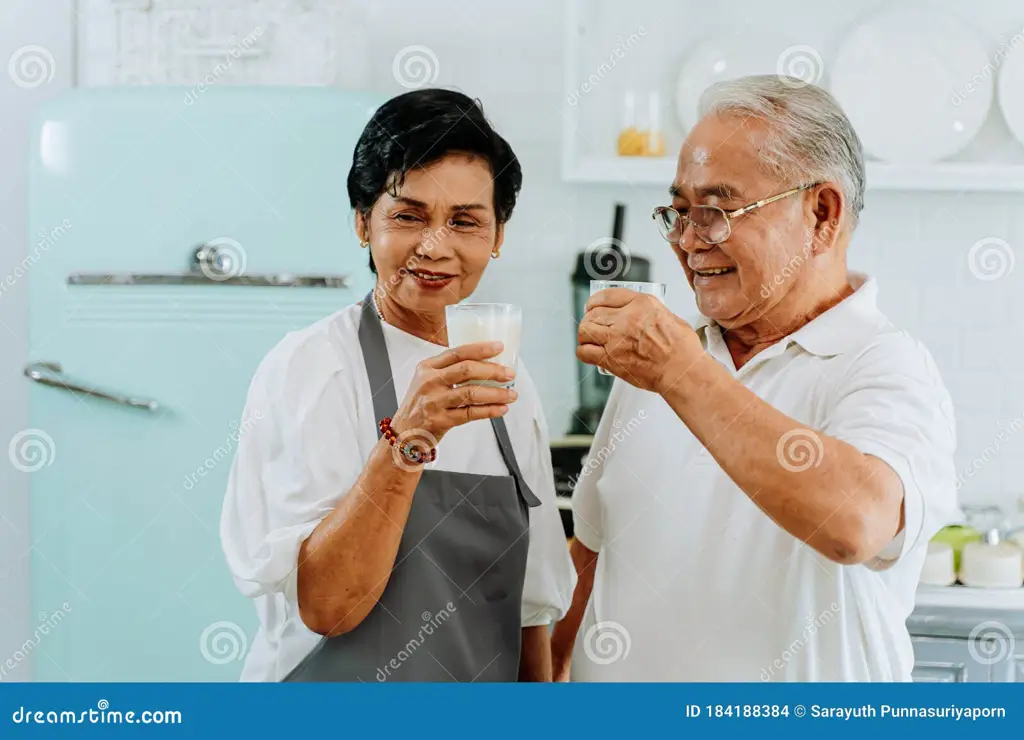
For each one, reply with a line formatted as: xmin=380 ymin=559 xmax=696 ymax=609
xmin=490 ymin=416 xmax=542 ymax=508
xmin=357 ymin=293 xmax=400 ymax=433
xmin=358 ymin=291 xmax=540 ymax=508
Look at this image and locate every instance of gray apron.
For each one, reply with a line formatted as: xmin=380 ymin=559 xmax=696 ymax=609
xmin=284 ymin=297 xmax=542 ymax=682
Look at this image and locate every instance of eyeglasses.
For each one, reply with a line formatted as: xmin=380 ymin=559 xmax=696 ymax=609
xmin=651 ymin=182 xmax=820 ymax=245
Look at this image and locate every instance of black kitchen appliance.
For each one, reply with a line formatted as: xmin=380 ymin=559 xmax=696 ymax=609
xmin=569 ymin=203 xmax=651 ymax=435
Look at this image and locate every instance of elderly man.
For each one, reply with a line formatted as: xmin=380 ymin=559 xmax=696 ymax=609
xmin=552 ymin=75 xmax=957 ymax=682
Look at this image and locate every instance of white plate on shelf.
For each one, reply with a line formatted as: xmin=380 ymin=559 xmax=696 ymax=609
xmin=829 ymin=6 xmax=992 ymax=164
xmin=674 ymin=35 xmax=803 ymax=133
xmin=998 ymin=44 xmax=1024 ymax=149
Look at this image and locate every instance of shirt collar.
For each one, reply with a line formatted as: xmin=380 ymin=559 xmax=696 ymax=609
xmin=694 ymin=273 xmax=887 ymax=358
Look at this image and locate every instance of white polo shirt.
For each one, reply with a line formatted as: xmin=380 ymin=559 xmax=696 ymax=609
xmin=570 ymin=274 xmax=957 ymax=682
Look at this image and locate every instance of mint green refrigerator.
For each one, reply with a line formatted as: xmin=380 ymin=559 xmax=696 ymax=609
xmin=25 ymin=87 xmax=380 ymax=681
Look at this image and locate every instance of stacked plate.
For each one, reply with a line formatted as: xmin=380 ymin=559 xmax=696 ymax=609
xmin=829 ymin=5 xmax=993 ymax=164
xmin=997 ymin=39 xmax=1024 ymax=148
xmin=673 ymin=35 xmax=824 ymax=133
xmin=671 ymin=6 xmax=1024 ymax=162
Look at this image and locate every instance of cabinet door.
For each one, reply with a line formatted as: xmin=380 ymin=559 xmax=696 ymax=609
xmin=911 ymin=637 xmax=992 ymax=682
xmin=991 ymin=648 xmax=1023 ymax=682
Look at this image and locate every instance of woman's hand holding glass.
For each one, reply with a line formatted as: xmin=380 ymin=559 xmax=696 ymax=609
xmin=389 ymin=342 xmax=518 ymax=451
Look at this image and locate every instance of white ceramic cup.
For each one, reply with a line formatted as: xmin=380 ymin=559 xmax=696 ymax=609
xmin=589 ymin=280 xmax=667 ymax=375
xmin=445 ymin=303 xmax=521 ymax=388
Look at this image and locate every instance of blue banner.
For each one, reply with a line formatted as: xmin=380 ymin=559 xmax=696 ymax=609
xmin=0 ymin=684 xmax=1017 ymax=738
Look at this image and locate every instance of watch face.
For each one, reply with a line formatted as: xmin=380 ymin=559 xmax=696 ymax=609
xmin=399 ymin=440 xmax=425 ymax=465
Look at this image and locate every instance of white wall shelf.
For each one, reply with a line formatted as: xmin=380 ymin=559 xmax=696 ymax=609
xmin=560 ymin=0 xmax=1024 ymax=195
xmin=564 ymin=156 xmax=1024 ymax=193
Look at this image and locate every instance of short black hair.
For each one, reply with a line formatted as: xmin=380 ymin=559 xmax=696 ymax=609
xmin=347 ymin=88 xmax=523 ymax=273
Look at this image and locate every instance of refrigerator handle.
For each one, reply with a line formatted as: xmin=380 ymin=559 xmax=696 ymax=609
xmin=24 ymin=361 xmax=160 ymax=412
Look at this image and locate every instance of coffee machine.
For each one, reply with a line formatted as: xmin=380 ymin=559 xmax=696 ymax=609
xmin=569 ymin=203 xmax=651 ymax=435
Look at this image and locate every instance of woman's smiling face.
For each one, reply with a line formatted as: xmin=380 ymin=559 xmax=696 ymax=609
xmin=358 ymin=153 xmax=502 ymax=314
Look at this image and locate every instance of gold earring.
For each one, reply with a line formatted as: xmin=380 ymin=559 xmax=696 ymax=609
xmin=360 ymin=240 xmax=369 ymax=249
xmin=491 ymin=247 xmax=500 ymax=259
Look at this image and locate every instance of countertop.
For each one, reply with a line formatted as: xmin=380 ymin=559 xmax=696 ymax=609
xmin=910 ymin=585 xmax=1024 ymax=638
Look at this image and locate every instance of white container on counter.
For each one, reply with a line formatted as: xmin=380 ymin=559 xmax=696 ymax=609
xmin=960 ymin=539 xmax=1024 ymax=589
xmin=919 ymin=540 xmax=957 ymax=586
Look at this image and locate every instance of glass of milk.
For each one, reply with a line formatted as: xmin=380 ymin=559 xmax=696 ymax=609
xmin=444 ymin=303 xmax=522 ymax=388
xmin=589 ymin=281 xmax=667 ymax=376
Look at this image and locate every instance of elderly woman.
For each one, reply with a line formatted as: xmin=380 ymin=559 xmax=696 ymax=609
xmin=554 ymin=75 xmax=957 ymax=682
xmin=221 ymin=89 xmax=574 ymax=682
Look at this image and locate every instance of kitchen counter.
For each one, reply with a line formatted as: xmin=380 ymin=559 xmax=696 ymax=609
xmin=909 ymin=585 xmax=1024 ymax=638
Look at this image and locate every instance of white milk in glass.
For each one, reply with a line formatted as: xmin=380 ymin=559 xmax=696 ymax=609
xmin=589 ymin=281 xmax=666 ymax=376
xmin=445 ymin=304 xmax=521 ymax=388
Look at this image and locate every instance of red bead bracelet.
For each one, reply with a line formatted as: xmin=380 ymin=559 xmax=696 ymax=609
xmin=379 ymin=417 xmax=437 ymax=465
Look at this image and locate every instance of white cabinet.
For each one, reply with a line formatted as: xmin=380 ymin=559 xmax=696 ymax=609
xmin=910 ymin=637 xmax=991 ymax=682
xmin=909 ymin=587 xmax=1024 ymax=683
xmin=911 ymin=634 xmax=1021 ymax=682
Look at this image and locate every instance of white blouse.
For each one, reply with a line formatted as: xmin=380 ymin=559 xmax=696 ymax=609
xmin=220 ymin=302 xmax=575 ymax=681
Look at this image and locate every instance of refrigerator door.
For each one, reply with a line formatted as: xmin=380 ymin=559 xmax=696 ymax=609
xmin=26 ymin=87 xmax=381 ymax=680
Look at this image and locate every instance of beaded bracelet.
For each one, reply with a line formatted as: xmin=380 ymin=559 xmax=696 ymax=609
xmin=379 ymin=417 xmax=437 ymax=465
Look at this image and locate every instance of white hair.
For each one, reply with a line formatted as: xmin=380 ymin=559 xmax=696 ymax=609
xmin=698 ymin=75 xmax=866 ymax=226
